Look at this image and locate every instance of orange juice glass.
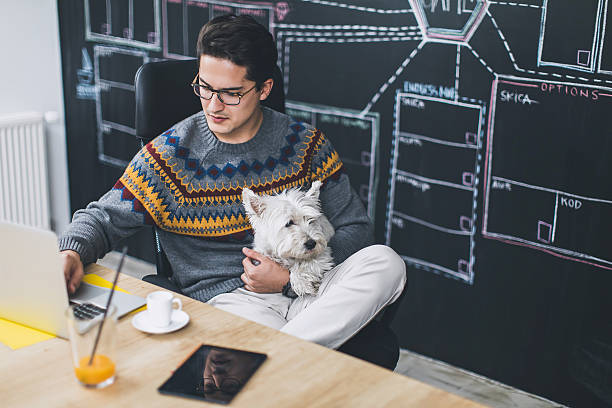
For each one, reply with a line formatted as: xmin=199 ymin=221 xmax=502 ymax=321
xmin=66 ymin=304 xmax=118 ymax=388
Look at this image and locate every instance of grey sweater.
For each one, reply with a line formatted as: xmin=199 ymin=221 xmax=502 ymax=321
xmin=59 ymin=107 xmax=373 ymax=302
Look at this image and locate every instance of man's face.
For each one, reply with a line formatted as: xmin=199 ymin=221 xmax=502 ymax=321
xmin=202 ymin=349 xmax=258 ymax=401
xmin=197 ymin=55 xmax=272 ymax=144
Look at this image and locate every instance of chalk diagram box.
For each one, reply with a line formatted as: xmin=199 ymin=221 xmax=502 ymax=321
xmin=483 ymin=76 xmax=612 ymax=270
xmin=85 ymin=0 xmax=161 ymax=50
xmin=163 ymin=0 xmax=274 ymax=59
xmin=286 ymin=101 xmax=380 ymax=221
xmin=94 ymin=46 xmax=147 ymax=168
xmin=408 ymin=0 xmax=488 ymax=42
xmin=538 ymin=0 xmax=605 ymax=73
xmin=598 ymin=0 xmax=612 ymax=74
xmin=386 ymin=93 xmax=484 ymax=283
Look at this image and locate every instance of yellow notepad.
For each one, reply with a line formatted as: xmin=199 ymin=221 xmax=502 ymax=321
xmin=0 ymin=273 xmax=141 ymax=350
xmin=82 ymin=273 xmax=130 ymax=293
xmin=0 ymin=319 xmax=55 ymax=350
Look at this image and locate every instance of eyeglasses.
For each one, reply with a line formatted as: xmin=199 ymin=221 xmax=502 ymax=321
xmin=191 ymin=75 xmax=257 ymax=106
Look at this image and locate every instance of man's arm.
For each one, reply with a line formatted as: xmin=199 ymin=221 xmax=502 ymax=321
xmin=311 ymin=132 xmax=374 ymax=264
xmin=59 ymin=171 xmax=153 ymax=293
xmin=59 ymin=192 xmax=146 ymax=263
xmin=319 ymin=172 xmax=374 ymax=264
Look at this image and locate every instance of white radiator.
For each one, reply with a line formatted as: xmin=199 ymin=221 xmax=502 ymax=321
xmin=0 ymin=112 xmax=50 ymax=230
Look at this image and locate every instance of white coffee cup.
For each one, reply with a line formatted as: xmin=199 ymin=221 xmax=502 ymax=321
xmin=146 ymin=291 xmax=182 ymax=327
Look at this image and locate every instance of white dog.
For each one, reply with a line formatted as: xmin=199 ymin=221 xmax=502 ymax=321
xmin=242 ymin=181 xmax=335 ymax=296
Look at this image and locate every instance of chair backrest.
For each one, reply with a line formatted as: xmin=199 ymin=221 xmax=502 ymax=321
xmin=135 ymin=59 xmax=285 ymax=144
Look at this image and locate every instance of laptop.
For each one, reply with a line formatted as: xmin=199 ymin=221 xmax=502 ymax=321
xmin=0 ymin=221 xmax=146 ymax=338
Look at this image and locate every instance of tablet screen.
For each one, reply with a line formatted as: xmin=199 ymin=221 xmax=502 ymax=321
xmin=158 ymin=344 xmax=267 ymax=404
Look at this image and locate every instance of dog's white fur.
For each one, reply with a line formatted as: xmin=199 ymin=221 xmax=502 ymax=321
xmin=242 ymin=181 xmax=335 ymax=296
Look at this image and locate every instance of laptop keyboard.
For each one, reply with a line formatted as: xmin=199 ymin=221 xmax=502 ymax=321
xmin=72 ymin=303 xmax=106 ymax=320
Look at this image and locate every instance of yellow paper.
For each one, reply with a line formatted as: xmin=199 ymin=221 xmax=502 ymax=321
xmin=0 ymin=273 xmax=142 ymax=350
xmin=0 ymin=319 xmax=55 ymax=350
xmin=82 ymin=274 xmax=146 ymax=315
xmin=82 ymin=273 xmax=130 ymax=293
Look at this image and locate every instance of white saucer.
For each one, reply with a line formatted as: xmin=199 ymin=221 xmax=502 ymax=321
xmin=131 ymin=309 xmax=189 ymax=334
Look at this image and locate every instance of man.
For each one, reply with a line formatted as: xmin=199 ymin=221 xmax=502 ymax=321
xmin=59 ymin=14 xmax=406 ymax=349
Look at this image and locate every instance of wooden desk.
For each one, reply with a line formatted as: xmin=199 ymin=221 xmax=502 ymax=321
xmin=1 ymin=264 xmax=484 ymax=407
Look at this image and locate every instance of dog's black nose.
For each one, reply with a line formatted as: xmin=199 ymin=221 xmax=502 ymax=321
xmin=304 ymin=239 xmax=316 ymax=250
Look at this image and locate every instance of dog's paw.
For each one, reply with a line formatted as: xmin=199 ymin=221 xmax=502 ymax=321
xmin=290 ymin=273 xmax=322 ymax=297
xmin=289 ymin=273 xmax=321 ymax=297
xmin=309 ymin=280 xmax=321 ymax=295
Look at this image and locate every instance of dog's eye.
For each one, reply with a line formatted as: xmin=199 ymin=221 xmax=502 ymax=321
xmin=285 ymin=220 xmax=294 ymax=227
xmin=306 ymin=218 xmax=314 ymax=225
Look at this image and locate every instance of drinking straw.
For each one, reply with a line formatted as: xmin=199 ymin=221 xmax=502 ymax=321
xmin=88 ymin=246 xmax=128 ymax=366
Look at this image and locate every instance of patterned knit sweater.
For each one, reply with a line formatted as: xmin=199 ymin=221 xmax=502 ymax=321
xmin=59 ymin=107 xmax=373 ymax=302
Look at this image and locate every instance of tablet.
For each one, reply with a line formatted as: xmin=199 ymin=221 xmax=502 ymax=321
xmin=158 ymin=344 xmax=267 ymax=404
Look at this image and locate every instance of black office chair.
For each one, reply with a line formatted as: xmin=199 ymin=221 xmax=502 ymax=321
xmin=134 ymin=59 xmax=406 ymax=370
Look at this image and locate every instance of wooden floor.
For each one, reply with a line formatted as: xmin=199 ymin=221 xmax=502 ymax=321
xmin=99 ymin=252 xmax=564 ymax=408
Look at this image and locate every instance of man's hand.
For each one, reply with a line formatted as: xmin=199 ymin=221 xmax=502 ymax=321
xmin=61 ymin=250 xmax=84 ymax=294
xmin=241 ymin=247 xmax=289 ymax=293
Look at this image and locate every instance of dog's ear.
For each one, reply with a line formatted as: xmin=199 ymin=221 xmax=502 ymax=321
xmin=306 ymin=180 xmax=322 ymax=199
xmin=242 ymin=188 xmax=265 ymax=218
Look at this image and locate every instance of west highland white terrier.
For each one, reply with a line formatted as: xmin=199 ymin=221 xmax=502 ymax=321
xmin=242 ymin=181 xmax=335 ymax=296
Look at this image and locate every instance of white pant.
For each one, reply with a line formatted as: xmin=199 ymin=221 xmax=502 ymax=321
xmin=207 ymin=245 xmax=406 ymax=349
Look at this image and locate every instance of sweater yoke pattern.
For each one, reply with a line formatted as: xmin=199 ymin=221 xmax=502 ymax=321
xmin=116 ymin=121 xmax=342 ymax=237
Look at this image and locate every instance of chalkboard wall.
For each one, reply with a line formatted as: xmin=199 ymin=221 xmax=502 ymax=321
xmin=58 ymin=1 xmax=612 ymax=406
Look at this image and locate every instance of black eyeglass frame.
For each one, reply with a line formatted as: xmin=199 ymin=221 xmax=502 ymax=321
xmin=190 ymin=75 xmax=257 ymax=106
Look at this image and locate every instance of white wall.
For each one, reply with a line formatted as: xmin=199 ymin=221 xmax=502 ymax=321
xmin=0 ymin=1 xmax=70 ymax=233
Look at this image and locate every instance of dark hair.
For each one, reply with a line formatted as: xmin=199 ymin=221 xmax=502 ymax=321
xmin=196 ymin=14 xmax=277 ymax=88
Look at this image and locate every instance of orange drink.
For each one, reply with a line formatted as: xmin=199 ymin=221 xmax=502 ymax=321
xmin=74 ymin=355 xmax=116 ymax=385
xmin=66 ymin=304 xmax=118 ymax=388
